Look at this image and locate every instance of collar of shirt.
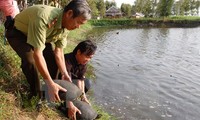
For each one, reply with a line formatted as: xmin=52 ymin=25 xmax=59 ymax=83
xmin=67 ymin=53 xmax=86 ymax=79
xmin=71 ymin=52 xmax=79 ymax=66
xmin=54 ymin=10 xmax=63 ymax=29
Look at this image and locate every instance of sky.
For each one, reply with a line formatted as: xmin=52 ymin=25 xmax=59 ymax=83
xmin=107 ymin=0 xmax=135 ymax=8
xmin=115 ymin=0 xmax=135 ymax=7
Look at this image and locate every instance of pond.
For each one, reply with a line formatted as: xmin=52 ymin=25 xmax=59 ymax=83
xmin=88 ymin=26 xmax=200 ymax=120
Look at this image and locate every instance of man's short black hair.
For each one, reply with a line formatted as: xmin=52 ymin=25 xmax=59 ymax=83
xmin=73 ymin=40 xmax=97 ymax=56
xmin=63 ymin=0 xmax=91 ymax=20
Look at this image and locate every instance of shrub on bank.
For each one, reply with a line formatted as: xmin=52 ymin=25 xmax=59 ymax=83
xmin=89 ymin=19 xmax=136 ymax=26
xmin=89 ymin=16 xmax=200 ymax=27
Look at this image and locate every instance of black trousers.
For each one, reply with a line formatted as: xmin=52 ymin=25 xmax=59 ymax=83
xmin=4 ymin=16 xmax=14 ymax=30
xmin=6 ymin=27 xmax=58 ymax=97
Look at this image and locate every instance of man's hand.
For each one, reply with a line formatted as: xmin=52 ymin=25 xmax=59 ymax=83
xmin=47 ymin=82 xmax=67 ymax=102
xmin=81 ymin=93 xmax=91 ymax=105
xmin=61 ymin=71 xmax=72 ymax=82
xmin=33 ymin=48 xmax=67 ymax=102
xmin=67 ymin=101 xmax=81 ymax=120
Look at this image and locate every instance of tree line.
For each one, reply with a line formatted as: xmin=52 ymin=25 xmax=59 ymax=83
xmin=132 ymin=0 xmax=200 ymax=17
xmin=15 ymin=0 xmax=200 ymax=18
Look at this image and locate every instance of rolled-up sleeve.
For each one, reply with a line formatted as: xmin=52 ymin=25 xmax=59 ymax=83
xmin=54 ymin=30 xmax=69 ymax=48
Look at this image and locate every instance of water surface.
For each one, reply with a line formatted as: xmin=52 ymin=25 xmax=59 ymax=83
xmin=89 ymin=27 xmax=200 ymax=120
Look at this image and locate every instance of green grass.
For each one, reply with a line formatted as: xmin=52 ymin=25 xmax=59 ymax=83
xmin=92 ymin=104 xmax=116 ymax=120
xmin=68 ymin=22 xmax=93 ymax=41
xmin=169 ymin=16 xmax=200 ymax=20
xmin=89 ymin=16 xmax=200 ymax=27
xmin=64 ymin=22 xmax=93 ymax=53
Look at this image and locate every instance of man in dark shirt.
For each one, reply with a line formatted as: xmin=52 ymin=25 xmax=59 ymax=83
xmin=59 ymin=40 xmax=97 ymax=104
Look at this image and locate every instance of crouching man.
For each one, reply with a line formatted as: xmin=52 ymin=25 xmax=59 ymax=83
xmin=61 ymin=40 xmax=97 ymax=104
xmin=55 ymin=40 xmax=98 ymax=119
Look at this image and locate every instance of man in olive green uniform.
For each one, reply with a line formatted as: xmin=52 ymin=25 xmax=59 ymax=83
xmin=6 ymin=0 xmax=91 ymax=119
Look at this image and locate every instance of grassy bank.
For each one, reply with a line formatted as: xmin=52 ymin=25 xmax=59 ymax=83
xmin=89 ymin=16 xmax=200 ymax=27
xmin=0 ymin=23 xmax=114 ymax=120
xmin=64 ymin=22 xmax=93 ymax=52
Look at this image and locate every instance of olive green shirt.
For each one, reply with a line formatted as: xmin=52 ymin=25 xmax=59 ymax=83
xmin=14 ymin=5 xmax=69 ymax=50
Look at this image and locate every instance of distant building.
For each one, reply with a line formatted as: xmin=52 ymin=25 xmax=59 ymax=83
xmin=105 ymin=6 xmax=122 ymax=18
xmin=199 ymin=7 xmax=200 ymax=16
xmin=131 ymin=12 xmax=145 ymax=18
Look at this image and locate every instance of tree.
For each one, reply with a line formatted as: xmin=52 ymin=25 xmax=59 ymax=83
xmin=87 ymin=0 xmax=98 ymax=18
xmin=156 ymin=0 xmax=174 ymax=17
xmin=172 ymin=0 xmax=182 ymax=15
xmin=195 ymin=0 xmax=200 ymax=15
xmin=152 ymin=0 xmax=158 ymax=17
xmin=131 ymin=5 xmax=136 ymax=14
xmin=96 ymin=0 xmax=106 ymax=18
xmin=105 ymin=0 xmax=116 ymax=10
xmin=142 ymin=0 xmax=154 ymax=17
xmin=180 ymin=0 xmax=190 ymax=15
xmin=134 ymin=0 xmax=145 ymax=13
xmin=190 ymin=0 xmax=196 ymax=16
xmin=133 ymin=0 xmax=154 ymax=17
xmin=121 ymin=3 xmax=132 ymax=17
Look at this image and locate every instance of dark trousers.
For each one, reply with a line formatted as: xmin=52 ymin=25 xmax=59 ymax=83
xmin=6 ymin=28 xmax=58 ymax=98
xmin=4 ymin=16 xmax=14 ymax=30
xmin=72 ymin=79 xmax=92 ymax=93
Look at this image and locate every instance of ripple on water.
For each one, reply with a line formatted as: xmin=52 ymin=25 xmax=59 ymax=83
xmin=92 ymin=27 xmax=200 ymax=120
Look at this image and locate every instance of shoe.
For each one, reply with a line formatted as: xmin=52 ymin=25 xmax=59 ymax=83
xmin=36 ymin=102 xmax=42 ymax=112
xmin=57 ymin=103 xmax=67 ymax=117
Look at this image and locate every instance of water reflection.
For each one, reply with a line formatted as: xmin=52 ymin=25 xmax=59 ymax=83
xmin=89 ymin=27 xmax=200 ymax=120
